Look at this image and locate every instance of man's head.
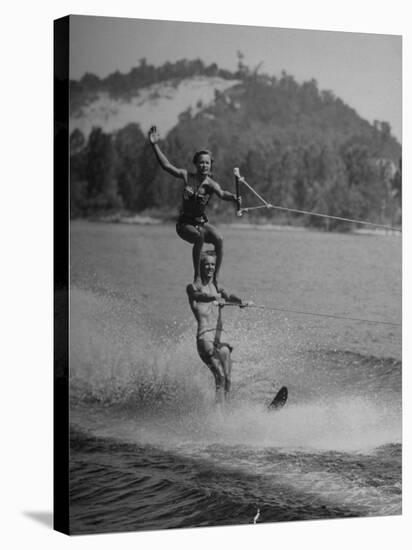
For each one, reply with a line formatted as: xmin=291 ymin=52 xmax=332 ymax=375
xmin=200 ymin=250 xmax=216 ymax=279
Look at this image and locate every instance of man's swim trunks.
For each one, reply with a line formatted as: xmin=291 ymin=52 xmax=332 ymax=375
xmin=196 ymin=338 xmax=233 ymax=363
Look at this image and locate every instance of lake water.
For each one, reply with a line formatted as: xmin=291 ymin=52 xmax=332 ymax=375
xmin=68 ymin=220 xmax=401 ymax=534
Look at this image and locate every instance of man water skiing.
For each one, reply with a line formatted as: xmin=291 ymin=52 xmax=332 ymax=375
xmin=187 ymin=251 xmax=251 ymax=405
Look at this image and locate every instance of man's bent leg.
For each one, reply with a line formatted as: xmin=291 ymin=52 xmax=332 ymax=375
xmin=207 ymin=359 xmax=226 ymax=405
xmin=197 ymin=340 xmax=225 ymax=404
xmin=217 ymin=344 xmax=232 ymax=397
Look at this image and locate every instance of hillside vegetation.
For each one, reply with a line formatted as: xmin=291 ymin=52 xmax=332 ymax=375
xmin=68 ymin=58 xmax=402 ymax=230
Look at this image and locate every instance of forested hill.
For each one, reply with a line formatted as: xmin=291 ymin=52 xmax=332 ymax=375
xmin=69 ymin=58 xmax=402 ymax=229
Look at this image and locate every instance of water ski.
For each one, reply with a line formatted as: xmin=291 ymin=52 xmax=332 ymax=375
xmin=268 ymin=386 xmax=288 ymax=411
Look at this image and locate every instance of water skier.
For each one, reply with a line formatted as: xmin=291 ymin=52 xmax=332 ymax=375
xmin=187 ymin=251 xmax=251 ymax=405
xmin=148 ymin=125 xmax=240 ymax=288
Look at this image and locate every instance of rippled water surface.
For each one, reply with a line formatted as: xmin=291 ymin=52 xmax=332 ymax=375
xmin=69 ymin=221 xmax=401 ymax=534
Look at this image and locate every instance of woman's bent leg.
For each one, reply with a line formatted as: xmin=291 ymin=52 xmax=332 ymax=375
xmin=192 ymin=233 xmax=204 ymax=285
xmin=176 ymin=222 xmax=204 ymax=284
xmin=203 ymin=224 xmax=223 ymax=284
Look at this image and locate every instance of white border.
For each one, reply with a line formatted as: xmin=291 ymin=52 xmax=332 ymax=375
xmin=1 ymin=1 xmax=409 ymax=548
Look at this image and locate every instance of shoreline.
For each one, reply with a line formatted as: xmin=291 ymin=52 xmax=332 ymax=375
xmin=79 ymin=213 xmax=401 ymax=236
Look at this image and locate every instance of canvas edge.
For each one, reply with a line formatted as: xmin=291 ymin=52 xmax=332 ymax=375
xmin=53 ymin=14 xmax=70 ymax=536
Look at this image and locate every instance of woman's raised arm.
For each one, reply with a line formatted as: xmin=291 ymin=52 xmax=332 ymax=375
xmin=148 ymin=126 xmax=186 ymax=180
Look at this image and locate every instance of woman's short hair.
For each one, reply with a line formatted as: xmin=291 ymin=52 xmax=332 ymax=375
xmin=192 ymin=149 xmax=214 ymax=166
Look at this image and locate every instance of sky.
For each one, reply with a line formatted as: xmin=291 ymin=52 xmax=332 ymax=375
xmin=70 ymin=15 xmax=402 ymax=141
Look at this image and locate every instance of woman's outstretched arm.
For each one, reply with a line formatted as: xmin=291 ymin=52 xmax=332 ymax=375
xmin=210 ymin=180 xmax=240 ymax=207
xmin=148 ymin=126 xmax=186 ymax=180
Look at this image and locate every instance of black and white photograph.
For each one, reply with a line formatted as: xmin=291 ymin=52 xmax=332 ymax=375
xmin=2 ymin=0 xmax=411 ymax=546
xmin=52 ymin=13 xmax=403 ymax=536
xmin=5 ymin=2 xmax=411 ymax=547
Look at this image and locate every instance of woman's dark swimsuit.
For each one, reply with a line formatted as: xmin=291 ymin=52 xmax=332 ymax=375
xmin=176 ymin=174 xmax=214 ymax=232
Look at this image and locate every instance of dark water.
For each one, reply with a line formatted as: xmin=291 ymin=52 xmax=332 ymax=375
xmin=69 ymin=222 xmax=401 ymax=535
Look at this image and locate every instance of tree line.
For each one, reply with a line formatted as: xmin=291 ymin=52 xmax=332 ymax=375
xmin=69 ymin=62 xmax=402 ymax=230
